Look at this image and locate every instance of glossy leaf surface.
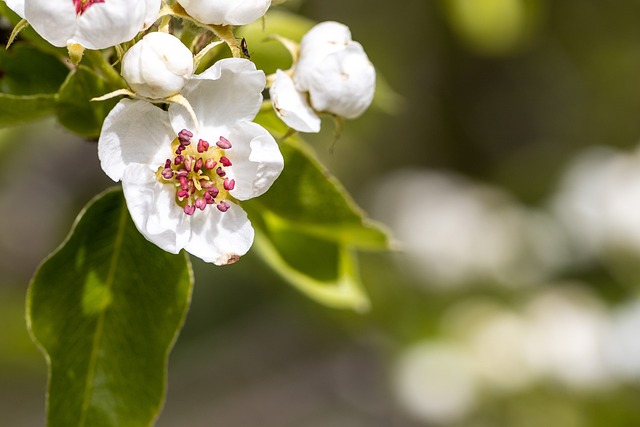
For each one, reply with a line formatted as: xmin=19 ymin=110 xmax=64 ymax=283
xmin=27 ymin=189 xmax=193 ymax=427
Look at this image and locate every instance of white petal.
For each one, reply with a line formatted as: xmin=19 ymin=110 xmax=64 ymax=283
xmin=123 ymin=32 xmax=193 ymax=99
xmin=170 ymin=58 xmax=265 ymax=136
xmin=143 ymin=0 xmax=161 ymax=28
xmin=98 ymin=99 xmax=174 ymax=181
xmin=177 ymin=0 xmax=270 ymax=25
xmin=4 ymin=0 xmax=25 ymax=18
xmin=226 ymin=121 xmax=284 ymax=200
xmin=24 ymin=0 xmax=76 ymax=48
xmin=300 ymin=43 xmax=376 ymax=119
xmin=296 ymin=21 xmax=353 ymax=91
xmin=121 ymin=163 xmax=191 ymax=254
xmin=74 ymin=0 xmax=148 ymax=49
xmin=184 ymin=201 xmax=254 ymax=265
xmin=270 ymin=70 xmax=320 ymax=133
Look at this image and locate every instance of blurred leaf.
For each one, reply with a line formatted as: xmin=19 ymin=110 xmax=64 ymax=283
xmin=27 ymin=188 xmax=193 ymax=427
xmin=56 ymin=65 xmax=120 ymax=139
xmin=236 ymin=10 xmax=315 ymax=74
xmin=0 ymin=43 xmax=69 ymax=127
xmin=0 ymin=44 xmax=68 ymax=95
xmin=0 ymin=93 xmax=57 ymax=126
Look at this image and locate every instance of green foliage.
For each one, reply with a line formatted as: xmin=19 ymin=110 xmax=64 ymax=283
xmin=56 ymin=65 xmax=121 ymax=139
xmin=245 ymin=113 xmax=389 ymax=310
xmin=0 ymin=44 xmax=68 ymax=126
xmin=27 ymin=189 xmax=193 ymax=427
xmin=0 ymin=44 xmax=68 ymax=95
xmin=0 ymin=93 xmax=56 ymax=126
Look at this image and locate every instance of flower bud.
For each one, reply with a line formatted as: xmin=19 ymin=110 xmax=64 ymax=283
xmin=176 ymin=0 xmax=271 ymax=26
xmin=294 ymin=21 xmax=376 ymax=119
xmin=122 ymin=32 xmax=194 ymax=99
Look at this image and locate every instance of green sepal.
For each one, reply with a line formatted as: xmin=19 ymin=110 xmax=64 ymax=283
xmin=27 ymin=188 xmax=193 ymax=427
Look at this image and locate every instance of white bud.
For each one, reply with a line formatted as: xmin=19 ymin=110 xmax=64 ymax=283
xmin=122 ymin=32 xmax=194 ymax=99
xmin=176 ymin=0 xmax=271 ymax=26
xmin=294 ymin=21 xmax=376 ymax=119
xmin=270 ymin=70 xmax=321 ymax=133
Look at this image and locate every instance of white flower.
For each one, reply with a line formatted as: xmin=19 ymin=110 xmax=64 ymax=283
xmin=4 ymin=0 xmax=24 ymax=17
xmin=552 ymin=144 xmax=640 ymax=260
xmin=98 ymin=58 xmax=284 ymax=265
xmin=393 ymin=341 xmax=479 ymax=425
xmin=270 ymin=21 xmax=376 ymax=133
xmin=122 ymin=32 xmax=194 ymax=99
xmin=176 ymin=0 xmax=271 ymax=26
xmin=13 ymin=0 xmax=160 ymax=49
xmin=367 ymin=169 xmax=564 ymax=288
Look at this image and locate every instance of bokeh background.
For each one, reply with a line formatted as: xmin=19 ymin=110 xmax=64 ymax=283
xmin=4 ymin=0 xmax=640 ymax=425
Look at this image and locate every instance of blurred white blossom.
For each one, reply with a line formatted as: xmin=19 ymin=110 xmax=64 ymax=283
xmin=393 ymin=341 xmax=479 ymax=425
xmin=604 ymin=297 xmax=640 ymax=382
xmin=522 ymin=286 xmax=613 ymax=390
xmin=552 ymin=145 xmax=640 ymax=260
xmin=368 ymin=169 xmax=563 ymax=288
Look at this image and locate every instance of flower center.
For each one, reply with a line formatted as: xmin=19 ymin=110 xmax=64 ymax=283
xmin=73 ymin=0 xmax=105 ymax=15
xmin=157 ymin=129 xmax=236 ymax=216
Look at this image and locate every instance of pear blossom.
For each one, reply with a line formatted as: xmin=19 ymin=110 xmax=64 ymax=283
xmin=122 ymin=32 xmax=194 ymax=99
xmin=176 ymin=0 xmax=271 ymax=26
xmin=270 ymin=21 xmax=376 ymax=133
xmin=6 ymin=0 xmax=161 ymax=49
xmin=98 ymin=58 xmax=284 ymax=265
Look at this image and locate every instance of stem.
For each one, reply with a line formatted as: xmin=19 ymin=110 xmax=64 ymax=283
xmin=84 ymin=50 xmax=126 ymax=88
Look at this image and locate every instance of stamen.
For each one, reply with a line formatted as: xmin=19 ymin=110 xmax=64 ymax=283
xmin=197 ymin=139 xmax=210 ymax=153
xmin=161 ymin=168 xmax=174 ymax=179
xmin=223 ymin=178 xmax=235 ymax=191
xmin=216 ymin=136 xmax=232 ymax=149
xmin=195 ymin=197 xmax=207 ymax=211
xmin=205 ymin=158 xmax=217 ymax=170
xmin=178 ymin=129 xmax=193 ymax=144
xmin=179 ymin=176 xmax=189 ymax=190
xmin=184 ymin=156 xmax=194 ymax=172
xmin=160 ymin=130 xmax=237 ymax=216
xmin=217 ymin=201 xmax=230 ymax=212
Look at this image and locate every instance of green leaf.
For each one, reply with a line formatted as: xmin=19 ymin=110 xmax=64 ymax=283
xmin=27 ymin=188 xmax=193 ymax=427
xmin=244 ymin=124 xmax=389 ymax=310
xmin=0 ymin=44 xmax=69 ymax=127
xmin=246 ymin=124 xmax=390 ymax=250
xmin=56 ymin=65 xmax=120 ymax=139
xmin=0 ymin=44 xmax=69 ymax=95
xmin=252 ymin=219 xmax=370 ymax=312
xmin=0 ymin=93 xmax=57 ymax=126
